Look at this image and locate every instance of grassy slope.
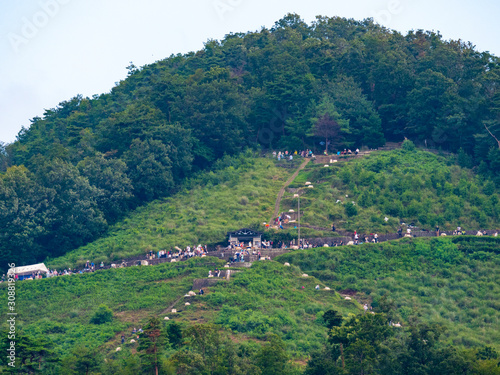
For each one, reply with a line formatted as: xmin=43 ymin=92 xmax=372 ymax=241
xmin=12 ymin=148 xmax=497 ymax=361
xmin=48 ymin=148 xmax=500 ymax=270
xmin=276 ymin=237 xmax=500 ymax=349
xmin=0 ymin=257 xmax=360 ymax=359
xmin=282 ymin=149 xmax=500 ymax=233
xmin=47 ymin=157 xmax=294 ymax=270
xmin=4 ymin=258 xmax=220 ymax=356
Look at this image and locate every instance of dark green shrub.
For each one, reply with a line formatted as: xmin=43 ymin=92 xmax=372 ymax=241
xmin=402 ymin=139 xmax=416 ymax=151
xmin=344 ymin=202 xmax=358 ymax=217
xmin=90 ymin=304 xmax=113 ymax=325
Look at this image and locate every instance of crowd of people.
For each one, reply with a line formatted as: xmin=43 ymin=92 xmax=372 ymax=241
xmin=146 ymin=244 xmax=209 ymax=261
xmin=272 ymin=150 xmax=316 ymax=161
xmin=271 ymin=148 xmax=362 ymax=160
xmin=4 ymin=226 xmax=498 ymax=282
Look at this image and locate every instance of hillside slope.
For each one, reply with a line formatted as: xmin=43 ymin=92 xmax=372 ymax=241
xmin=1 ymin=238 xmax=499 ymax=374
xmin=48 ymin=147 xmax=500 ymax=271
xmin=281 ymin=146 xmax=500 ymax=233
xmin=276 ymin=236 xmax=500 ymax=349
xmin=47 ymin=154 xmax=297 ymax=270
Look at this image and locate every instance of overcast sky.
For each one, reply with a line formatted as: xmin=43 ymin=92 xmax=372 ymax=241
xmin=1 ymin=0 xmax=499 ymax=144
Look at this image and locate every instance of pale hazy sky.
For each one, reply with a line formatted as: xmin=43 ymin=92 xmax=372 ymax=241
xmin=1 ymin=0 xmax=499 ymax=144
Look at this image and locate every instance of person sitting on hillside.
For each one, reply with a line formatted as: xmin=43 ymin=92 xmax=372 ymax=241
xmin=355 ymin=148 xmax=359 ymax=155
xmin=199 ymin=288 xmax=204 ymax=295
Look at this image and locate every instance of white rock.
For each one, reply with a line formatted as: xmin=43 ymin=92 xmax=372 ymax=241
xmin=184 ymin=294 xmax=190 ymax=297
xmin=347 ymin=241 xmax=354 ymax=245
xmin=284 ymin=262 xmax=290 ymax=266
xmin=324 ymin=287 xmax=331 ymax=290
xmin=130 ymin=339 xmax=136 ymax=343
xmin=333 ymin=160 xmax=338 ymax=163
xmin=305 ymin=181 xmax=311 ymax=185
xmin=289 ymin=209 xmax=295 ymax=212
xmin=185 ymin=302 xmax=191 ymax=306
xmin=441 ymin=233 xmax=447 ymax=236
xmin=116 ymin=347 xmax=122 ymax=352
xmin=224 ymin=264 xmax=229 ymax=268
xmin=308 ymin=185 xmax=314 ymax=188
xmin=171 ymin=309 xmax=177 ymax=313
xmin=345 ymin=296 xmax=351 ymax=300
xmin=324 ymin=164 xmax=329 ymax=167
xmin=188 ymin=291 xmax=196 ymax=296
xmin=302 ymin=273 xmax=309 ymax=277
xmin=323 ymin=244 xmax=329 ymax=247
xmin=164 ymin=317 xmax=170 ymax=320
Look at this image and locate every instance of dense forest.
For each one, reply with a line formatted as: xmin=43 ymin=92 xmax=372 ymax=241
xmin=1 ymin=14 xmax=500 ymax=268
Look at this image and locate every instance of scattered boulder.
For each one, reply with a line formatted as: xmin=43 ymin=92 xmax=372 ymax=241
xmin=302 ymin=273 xmax=309 ymax=277
xmin=130 ymin=339 xmax=136 ymax=343
xmin=284 ymin=262 xmax=290 ymax=266
xmin=116 ymin=347 xmax=121 ymax=352
xmin=164 ymin=317 xmax=170 ymax=320
xmin=324 ymin=287 xmax=330 ymax=290
xmin=185 ymin=302 xmax=191 ymax=306
xmin=188 ymin=291 xmax=196 ymax=296
xmin=171 ymin=309 xmax=177 ymax=313
xmin=305 ymin=181 xmax=312 ymax=185
xmin=347 ymin=241 xmax=354 ymax=245
xmin=344 ymin=296 xmax=352 ymax=300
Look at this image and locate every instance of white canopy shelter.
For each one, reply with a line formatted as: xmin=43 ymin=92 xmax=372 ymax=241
xmin=7 ymin=263 xmax=49 ymax=276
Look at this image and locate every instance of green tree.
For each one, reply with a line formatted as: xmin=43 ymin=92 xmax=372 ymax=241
xmin=138 ymin=317 xmax=166 ymax=375
xmin=123 ymin=138 xmax=174 ymax=202
xmin=310 ymin=97 xmax=350 ymax=153
xmin=77 ymin=153 xmax=133 ymax=221
xmin=255 ymin=334 xmax=289 ymax=375
xmin=61 ymin=345 xmax=102 ymax=375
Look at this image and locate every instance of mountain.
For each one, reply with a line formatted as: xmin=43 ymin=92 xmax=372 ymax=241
xmin=1 ymin=14 xmax=500 ymax=268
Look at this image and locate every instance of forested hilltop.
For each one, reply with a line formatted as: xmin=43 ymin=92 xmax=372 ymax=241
xmin=1 ymin=14 xmax=500 ymax=268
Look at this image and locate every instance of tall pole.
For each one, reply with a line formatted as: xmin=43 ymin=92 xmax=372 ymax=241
xmin=298 ymin=196 xmax=300 ymax=247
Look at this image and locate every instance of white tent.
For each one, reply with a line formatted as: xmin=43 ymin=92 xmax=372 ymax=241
xmin=7 ymin=263 xmax=49 ymax=276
